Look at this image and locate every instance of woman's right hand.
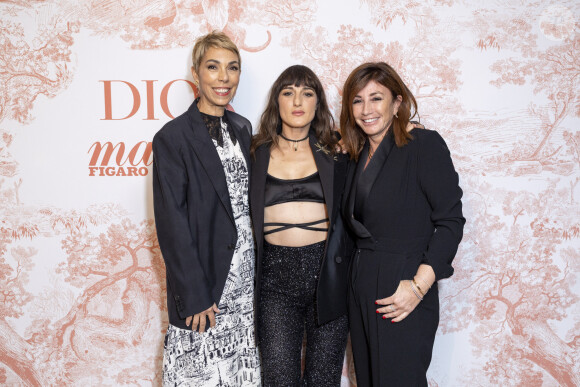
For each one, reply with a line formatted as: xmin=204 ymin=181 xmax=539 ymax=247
xmin=375 ymin=280 xmax=421 ymax=323
xmin=186 ymin=303 xmax=220 ymax=333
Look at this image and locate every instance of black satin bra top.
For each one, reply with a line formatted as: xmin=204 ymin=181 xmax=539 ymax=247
xmin=264 ymin=172 xmax=328 ymax=235
xmin=265 ymin=172 xmax=325 ymax=207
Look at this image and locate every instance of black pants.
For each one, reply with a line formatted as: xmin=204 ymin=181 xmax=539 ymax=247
xmin=258 ymin=241 xmax=349 ymax=387
xmin=348 ymin=248 xmax=439 ymax=387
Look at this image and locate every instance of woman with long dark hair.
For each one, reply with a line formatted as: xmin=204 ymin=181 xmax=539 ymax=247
xmin=250 ymin=65 xmax=352 ymax=386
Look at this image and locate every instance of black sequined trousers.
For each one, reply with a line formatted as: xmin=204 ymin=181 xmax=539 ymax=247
xmin=258 ymin=240 xmax=349 ymax=387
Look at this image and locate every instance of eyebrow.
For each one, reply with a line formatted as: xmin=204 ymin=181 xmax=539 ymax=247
xmin=354 ymin=91 xmax=384 ymax=98
xmin=204 ymin=59 xmax=240 ymax=66
xmin=281 ymin=85 xmax=315 ymax=91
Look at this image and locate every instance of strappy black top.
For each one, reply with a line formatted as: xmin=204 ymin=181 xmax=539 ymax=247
xmin=264 ymin=172 xmax=328 ymax=235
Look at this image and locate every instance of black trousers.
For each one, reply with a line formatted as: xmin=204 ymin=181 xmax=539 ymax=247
xmin=348 ymin=248 xmax=439 ymax=387
xmin=258 ymin=241 xmax=349 ymax=387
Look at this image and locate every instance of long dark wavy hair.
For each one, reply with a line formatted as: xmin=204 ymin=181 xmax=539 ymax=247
xmin=340 ymin=62 xmax=418 ymax=161
xmin=251 ymin=65 xmax=337 ymax=157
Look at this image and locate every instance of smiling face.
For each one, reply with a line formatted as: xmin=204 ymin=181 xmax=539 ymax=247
xmin=191 ymin=46 xmax=240 ymax=116
xmin=278 ymin=84 xmax=318 ymax=134
xmin=352 ymin=80 xmax=402 ymax=144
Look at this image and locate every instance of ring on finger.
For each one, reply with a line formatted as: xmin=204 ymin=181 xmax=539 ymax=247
xmin=389 ymin=305 xmax=395 ymax=312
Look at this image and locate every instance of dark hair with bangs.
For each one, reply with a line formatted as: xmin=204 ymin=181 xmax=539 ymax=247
xmin=340 ymin=62 xmax=418 ymax=161
xmin=251 ymin=65 xmax=337 ymax=157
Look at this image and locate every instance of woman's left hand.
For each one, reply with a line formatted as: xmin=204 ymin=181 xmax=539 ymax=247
xmin=407 ymin=121 xmax=425 ymax=132
xmin=375 ymin=280 xmax=421 ymax=322
xmin=335 ymin=137 xmax=348 ymax=153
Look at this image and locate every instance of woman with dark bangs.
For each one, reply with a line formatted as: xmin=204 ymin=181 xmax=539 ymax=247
xmin=340 ymin=62 xmax=465 ymax=386
xmin=250 ymin=65 xmax=353 ymax=386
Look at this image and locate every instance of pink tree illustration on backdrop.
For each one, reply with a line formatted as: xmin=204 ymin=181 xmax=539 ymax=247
xmin=279 ymin=6 xmax=465 ymax=134
xmin=440 ymin=180 xmax=579 ymax=386
xmin=0 ymin=17 xmax=78 ymax=124
xmin=0 ymin=7 xmax=166 ymax=384
xmin=0 ymin=183 xmax=131 ymax=385
xmin=488 ymin=35 xmax=579 ymax=169
xmin=68 ymin=0 xmax=272 ymax=52
xmin=0 ymin=3 xmax=177 ymax=384
xmin=473 ymin=2 xmax=579 ymax=169
xmin=52 ymin=218 xmax=165 ymax=385
xmin=0 ymin=240 xmax=41 ymax=386
xmin=0 ymin=209 xmax=165 ymax=385
xmin=432 ymin=8 xmax=580 ymax=384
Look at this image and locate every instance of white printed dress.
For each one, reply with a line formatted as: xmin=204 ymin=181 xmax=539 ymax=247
xmin=162 ymin=115 xmax=261 ymax=386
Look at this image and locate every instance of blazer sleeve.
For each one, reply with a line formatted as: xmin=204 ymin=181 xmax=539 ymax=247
xmin=152 ymin=128 xmax=212 ymax=318
xmin=418 ymin=130 xmax=466 ymax=280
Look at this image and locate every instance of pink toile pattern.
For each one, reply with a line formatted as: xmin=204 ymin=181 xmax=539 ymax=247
xmin=0 ymin=0 xmax=578 ymax=386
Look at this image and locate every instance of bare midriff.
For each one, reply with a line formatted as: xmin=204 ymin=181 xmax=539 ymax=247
xmin=264 ymin=200 xmax=329 ymax=247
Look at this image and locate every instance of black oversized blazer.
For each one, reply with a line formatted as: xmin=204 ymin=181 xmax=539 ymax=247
xmin=250 ymin=132 xmax=354 ymax=328
xmin=152 ymin=101 xmax=253 ymax=330
xmin=343 ymin=128 xmax=465 ymax=282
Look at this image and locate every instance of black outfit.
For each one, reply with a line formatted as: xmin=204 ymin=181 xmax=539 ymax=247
xmin=152 ymin=100 xmax=253 ymax=329
xmin=263 ymin=172 xmax=329 ymax=235
xmin=344 ymin=128 xmax=465 ymax=387
xmin=259 ymin=241 xmax=348 ymax=386
xmin=250 ymin=132 xmax=354 ymax=386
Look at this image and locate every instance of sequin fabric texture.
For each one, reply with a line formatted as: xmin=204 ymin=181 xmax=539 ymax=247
xmin=162 ymin=117 xmax=261 ymax=386
xmin=258 ymin=241 xmax=348 ymax=386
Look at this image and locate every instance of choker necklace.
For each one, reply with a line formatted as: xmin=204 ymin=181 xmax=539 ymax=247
xmin=280 ymin=133 xmax=309 ymax=151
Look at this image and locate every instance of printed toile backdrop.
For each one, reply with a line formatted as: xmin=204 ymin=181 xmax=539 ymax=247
xmin=0 ymin=0 xmax=578 ymax=386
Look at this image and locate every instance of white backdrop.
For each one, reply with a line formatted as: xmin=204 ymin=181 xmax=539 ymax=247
xmin=0 ymin=1 xmax=578 ymax=385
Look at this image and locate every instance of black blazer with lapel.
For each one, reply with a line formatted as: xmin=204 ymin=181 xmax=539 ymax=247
xmin=152 ymin=101 xmax=252 ymax=330
xmin=343 ymin=128 xmax=465 ymax=281
xmin=250 ymin=132 xmax=354 ymax=327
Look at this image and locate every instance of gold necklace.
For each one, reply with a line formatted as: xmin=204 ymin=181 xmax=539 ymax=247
xmin=368 ymin=146 xmax=375 ymax=160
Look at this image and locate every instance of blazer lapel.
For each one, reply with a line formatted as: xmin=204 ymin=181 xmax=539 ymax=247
xmin=250 ymin=144 xmax=270 ymax=253
xmin=355 ymin=133 xmax=395 ymax=212
xmin=310 ymin=133 xmax=334 ymax=223
xmin=186 ymin=102 xmax=235 ymax=225
xmin=343 ymin=158 xmax=357 ymax=217
xmin=344 ymin=146 xmax=371 ymax=238
xmin=344 ymin=132 xmax=396 ymax=240
xmin=225 ymin=110 xmax=251 ymax=172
